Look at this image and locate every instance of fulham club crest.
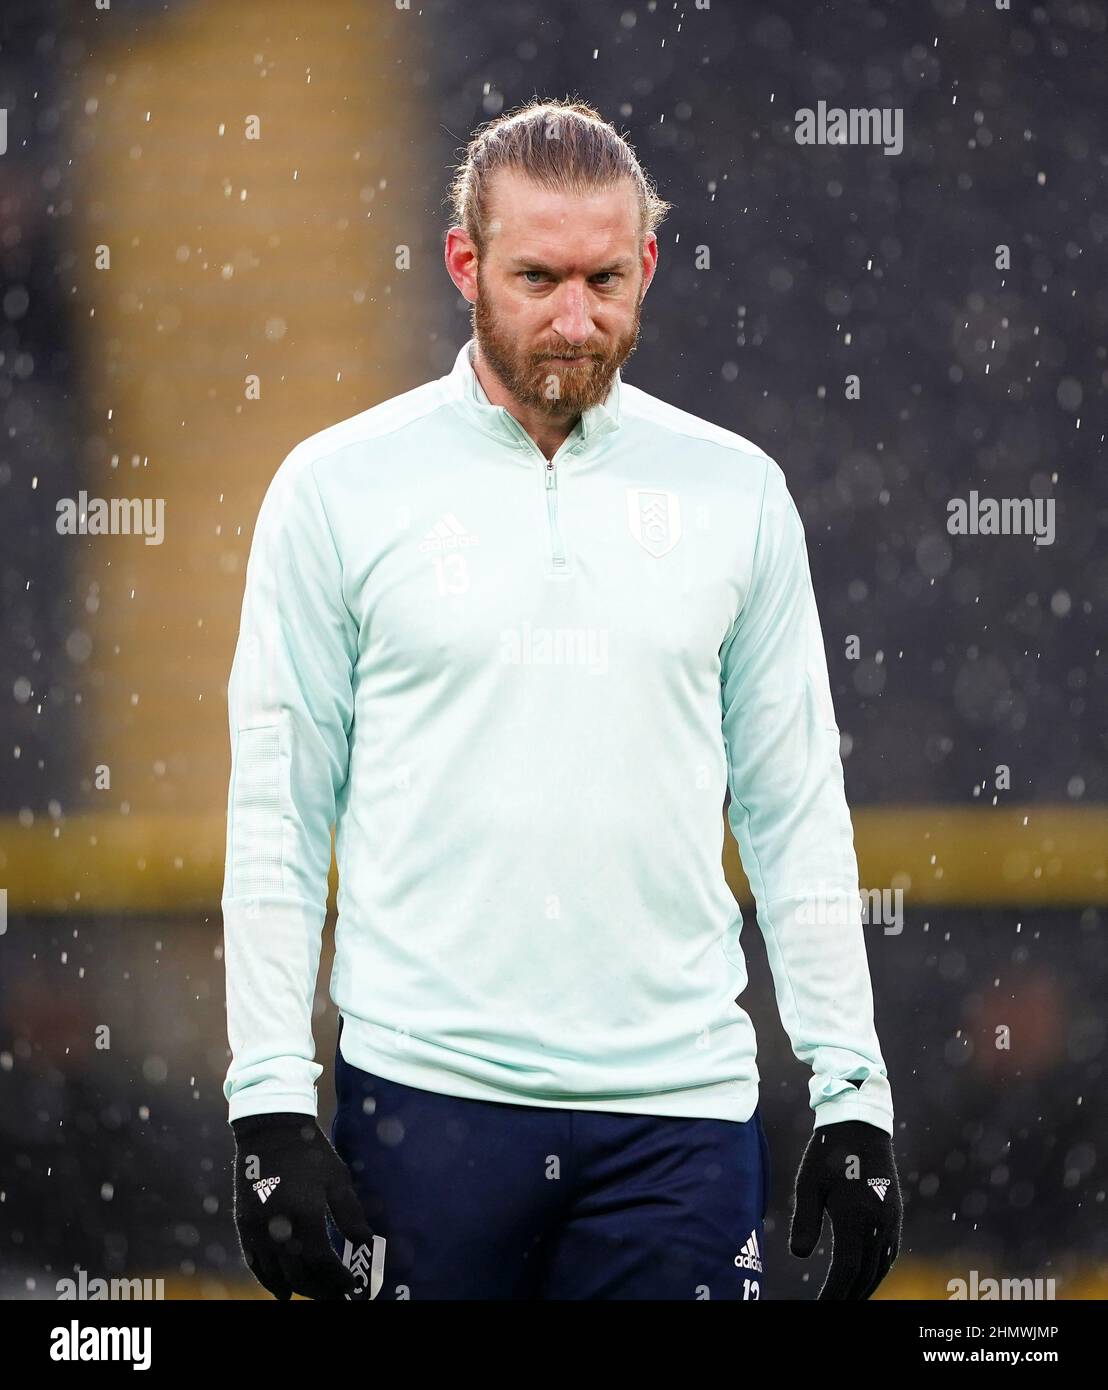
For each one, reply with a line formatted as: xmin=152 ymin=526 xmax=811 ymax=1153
xmin=342 ymin=1234 xmax=388 ymax=1301
xmin=627 ymin=488 xmax=681 ymax=557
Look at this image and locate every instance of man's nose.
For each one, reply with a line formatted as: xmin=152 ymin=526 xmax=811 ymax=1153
xmin=549 ymin=283 xmax=595 ymax=346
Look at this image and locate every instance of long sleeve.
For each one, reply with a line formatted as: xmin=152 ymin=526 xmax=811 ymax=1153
xmin=720 ymin=459 xmax=893 ymax=1135
xmin=221 ymin=448 xmax=357 ymax=1122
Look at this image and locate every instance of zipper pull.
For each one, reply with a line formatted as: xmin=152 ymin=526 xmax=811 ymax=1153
xmin=545 ymin=460 xmax=556 ymax=488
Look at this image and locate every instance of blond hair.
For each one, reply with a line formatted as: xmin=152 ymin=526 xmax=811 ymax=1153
xmin=446 ymin=97 xmax=673 ymax=256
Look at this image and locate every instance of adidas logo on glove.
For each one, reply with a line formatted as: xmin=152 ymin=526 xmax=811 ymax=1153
xmin=252 ymin=1176 xmax=281 ymax=1204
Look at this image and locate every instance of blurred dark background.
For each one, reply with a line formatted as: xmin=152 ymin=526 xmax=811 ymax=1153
xmin=0 ymin=0 xmax=1104 ymax=1298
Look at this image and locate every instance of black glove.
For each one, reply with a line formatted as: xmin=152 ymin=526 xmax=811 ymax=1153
xmin=232 ymin=1111 xmax=377 ymax=1301
xmin=789 ymin=1119 xmax=902 ymax=1300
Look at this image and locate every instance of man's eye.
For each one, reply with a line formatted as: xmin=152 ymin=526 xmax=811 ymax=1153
xmin=520 ymin=271 xmax=620 ymax=285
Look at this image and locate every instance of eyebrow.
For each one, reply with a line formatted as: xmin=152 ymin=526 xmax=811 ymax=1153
xmin=508 ymin=256 xmax=636 ymax=275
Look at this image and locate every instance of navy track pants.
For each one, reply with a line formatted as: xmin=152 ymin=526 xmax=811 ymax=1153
xmin=327 ymin=1033 xmax=771 ymax=1300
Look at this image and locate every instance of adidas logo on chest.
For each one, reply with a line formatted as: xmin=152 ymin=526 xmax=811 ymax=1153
xmin=418 ymin=512 xmax=480 ymax=552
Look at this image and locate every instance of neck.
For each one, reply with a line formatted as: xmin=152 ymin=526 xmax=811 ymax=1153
xmin=472 ymin=346 xmax=581 ymax=461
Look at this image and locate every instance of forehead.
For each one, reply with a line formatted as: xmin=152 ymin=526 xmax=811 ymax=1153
xmin=483 ymin=169 xmax=640 ymax=262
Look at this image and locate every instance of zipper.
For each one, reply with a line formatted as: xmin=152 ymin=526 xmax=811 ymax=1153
xmin=500 ymin=409 xmax=579 ymax=572
xmin=544 ymin=458 xmax=566 ymax=569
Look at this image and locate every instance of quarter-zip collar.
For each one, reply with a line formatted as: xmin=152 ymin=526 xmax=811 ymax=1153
xmin=446 ymin=337 xmax=622 ymax=453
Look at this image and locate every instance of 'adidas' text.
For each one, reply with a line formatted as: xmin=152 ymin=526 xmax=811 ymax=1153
xmin=419 ymin=513 xmax=480 ymax=552
xmin=734 ymin=1231 xmax=763 ymax=1273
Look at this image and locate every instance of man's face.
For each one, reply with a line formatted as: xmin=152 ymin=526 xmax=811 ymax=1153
xmin=469 ymin=170 xmax=656 ymax=417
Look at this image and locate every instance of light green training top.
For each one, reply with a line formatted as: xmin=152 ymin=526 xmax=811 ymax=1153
xmin=221 ymin=338 xmax=893 ymax=1134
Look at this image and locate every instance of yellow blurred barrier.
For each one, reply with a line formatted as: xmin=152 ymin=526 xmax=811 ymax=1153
xmin=0 ymin=804 xmax=1104 ymax=915
xmin=153 ymin=1258 xmax=1108 ymax=1299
